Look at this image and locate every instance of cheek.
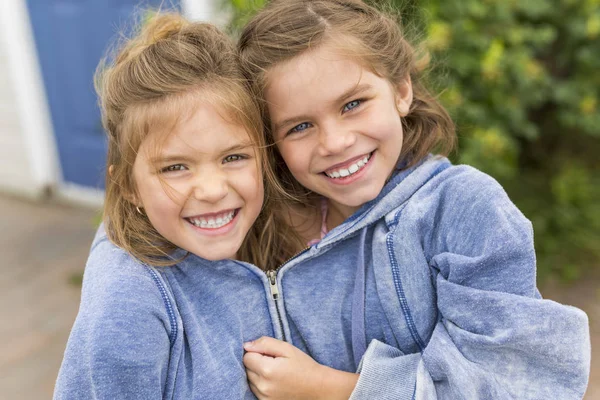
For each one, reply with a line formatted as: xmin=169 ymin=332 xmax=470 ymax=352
xmin=234 ymin=165 xmax=264 ymax=205
xmin=158 ymin=180 xmax=187 ymax=205
xmin=367 ymin=119 xmax=403 ymax=150
xmin=139 ymin=178 xmax=187 ymax=217
xmin=277 ymin=142 xmax=310 ymax=175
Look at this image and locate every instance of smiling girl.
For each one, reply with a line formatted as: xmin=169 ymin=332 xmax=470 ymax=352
xmin=53 ymin=13 xmax=302 ymax=399
xmin=236 ymin=0 xmax=591 ymax=399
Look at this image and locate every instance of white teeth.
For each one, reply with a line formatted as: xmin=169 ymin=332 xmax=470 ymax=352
xmin=325 ymin=154 xmax=371 ymax=179
xmin=188 ymin=210 xmax=235 ymax=229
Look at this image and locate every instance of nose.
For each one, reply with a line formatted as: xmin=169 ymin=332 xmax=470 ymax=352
xmin=191 ymin=170 xmax=228 ymax=204
xmin=317 ymin=120 xmax=356 ymax=156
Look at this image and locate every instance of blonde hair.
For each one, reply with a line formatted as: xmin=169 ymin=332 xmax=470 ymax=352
xmin=238 ymin=0 xmax=456 ymax=200
xmin=97 ymin=12 xmax=302 ymax=269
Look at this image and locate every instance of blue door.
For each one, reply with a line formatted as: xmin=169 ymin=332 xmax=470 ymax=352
xmin=26 ymin=0 xmax=179 ymax=189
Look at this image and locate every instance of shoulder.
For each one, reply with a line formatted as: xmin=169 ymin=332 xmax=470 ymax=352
xmin=78 ymin=225 xmax=172 ymax=333
xmin=55 ymin=226 xmax=176 ymax=398
xmin=405 ymin=163 xmax=533 ymax=252
xmin=412 ymin=164 xmax=527 ymax=224
xmin=407 ymin=165 xmax=537 ymax=295
xmin=418 ymin=164 xmax=510 ymax=206
xmin=85 ymin=225 xmax=160 ymax=293
xmin=63 ymin=228 xmax=174 ymax=368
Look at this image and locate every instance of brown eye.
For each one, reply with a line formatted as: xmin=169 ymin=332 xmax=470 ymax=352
xmin=161 ymin=164 xmax=187 ymax=173
xmin=223 ymin=154 xmax=247 ymax=163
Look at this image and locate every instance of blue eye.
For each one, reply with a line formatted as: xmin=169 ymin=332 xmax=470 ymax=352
xmin=343 ymin=100 xmax=361 ymax=112
xmin=223 ymin=154 xmax=247 ymax=163
xmin=289 ymin=122 xmax=311 ymax=134
xmin=161 ymin=164 xmax=187 ymax=173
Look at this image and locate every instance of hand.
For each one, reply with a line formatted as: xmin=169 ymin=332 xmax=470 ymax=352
xmin=243 ymin=336 xmax=358 ymax=400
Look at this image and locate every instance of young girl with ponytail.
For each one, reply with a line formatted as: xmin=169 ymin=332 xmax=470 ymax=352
xmin=54 ymin=12 xmax=301 ymax=399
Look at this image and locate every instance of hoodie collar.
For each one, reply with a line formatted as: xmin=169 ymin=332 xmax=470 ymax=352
xmin=314 ymin=155 xmax=451 ymax=249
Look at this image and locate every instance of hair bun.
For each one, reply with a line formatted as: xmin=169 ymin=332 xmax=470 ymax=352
xmin=111 ymin=13 xmax=188 ymax=65
xmin=140 ymin=13 xmax=187 ymax=45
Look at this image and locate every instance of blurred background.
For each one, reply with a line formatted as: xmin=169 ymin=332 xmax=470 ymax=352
xmin=0 ymin=0 xmax=597 ymax=398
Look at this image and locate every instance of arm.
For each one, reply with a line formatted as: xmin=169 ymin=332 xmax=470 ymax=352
xmin=53 ymin=240 xmax=172 ymax=400
xmin=351 ymin=170 xmax=590 ymax=399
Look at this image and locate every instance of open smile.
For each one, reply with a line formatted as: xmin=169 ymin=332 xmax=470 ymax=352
xmin=322 ymin=151 xmax=374 ymax=181
xmin=185 ymin=208 xmax=240 ymax=230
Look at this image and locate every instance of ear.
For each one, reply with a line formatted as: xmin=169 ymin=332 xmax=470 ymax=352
xmin=124 ymin=193 xmax=142 ymax=209
xmin=110 ymin=164 xmax=142 ymax=207
xmin=395 ymin=75 xmax=413 ymax=117
xmin=123 ymin=185 xmax=141 ymax=208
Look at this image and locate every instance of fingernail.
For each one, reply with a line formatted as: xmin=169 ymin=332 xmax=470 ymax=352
xmin=243 ymin=341 xmax=253 ymax=350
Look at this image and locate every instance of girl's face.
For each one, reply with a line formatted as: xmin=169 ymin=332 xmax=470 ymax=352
xmin=132 ymin=100 xmax=264 ymax=261
xmin=265 ymin=44 xmax=412 ymax=220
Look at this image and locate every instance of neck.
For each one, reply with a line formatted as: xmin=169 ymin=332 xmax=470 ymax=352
xmin=286 ymin=202 xmax=322 ymax=244
xmin=326 ymin=200 xmax=359 ymax=231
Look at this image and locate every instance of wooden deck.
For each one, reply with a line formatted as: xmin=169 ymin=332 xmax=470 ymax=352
xmin=0 ymin=193 xmax=597 ymax=399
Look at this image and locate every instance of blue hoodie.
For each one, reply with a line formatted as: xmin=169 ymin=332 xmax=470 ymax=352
xmin=54 ymin=156 xmax=590 ymax=399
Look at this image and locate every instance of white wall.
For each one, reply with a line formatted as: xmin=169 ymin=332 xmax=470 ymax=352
xmin=0 ymin=32 xmax=35 ymax=197
xmin=0 ymin=0 xmax=60 ymax=200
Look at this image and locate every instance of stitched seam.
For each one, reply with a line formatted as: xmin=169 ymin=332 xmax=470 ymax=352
xmin=146 ymin=267 xmax=177 ymax=347
xmin=387 ymin=212 xmax=426 ymax=352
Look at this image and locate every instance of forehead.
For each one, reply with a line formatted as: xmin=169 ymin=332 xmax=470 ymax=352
xmin=265 ymin=44 xmax=389 ymax=106
xmin=141 ymin=99 xmax=253 ymax=157
xmin=267 ymin=45 xmax=362 ymax=91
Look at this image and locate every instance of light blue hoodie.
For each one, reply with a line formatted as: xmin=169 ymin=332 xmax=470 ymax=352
xmin=54 ymin=156 xmax=590 ymax=399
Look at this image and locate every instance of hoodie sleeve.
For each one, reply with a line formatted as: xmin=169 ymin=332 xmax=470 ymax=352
xmin=53 ymin=237 xmax=173 ymax=400
xmin=351 ymin=168 xmax=590 ymax=399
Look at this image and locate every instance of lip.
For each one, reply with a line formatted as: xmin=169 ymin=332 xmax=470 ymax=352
xmin=322 ymin=151 xmax=375 ymax=185
xmin=323 ymin=153 xmax=372 ymax=174
xmin=185 ymin=208 xmax=240 ymax=236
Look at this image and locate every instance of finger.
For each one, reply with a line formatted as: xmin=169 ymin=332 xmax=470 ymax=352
xmin=243 ymin=336 xmax=292 ymax=358
xmin=246 ymin=368 xmax=261 ymax=384
xmin=244 ymin=351 xmax=278 ymax=379
xmin=248 ymin=381 xmax=265 ymax=399
xmin=243 ymin=350 xmax=267 ymax=373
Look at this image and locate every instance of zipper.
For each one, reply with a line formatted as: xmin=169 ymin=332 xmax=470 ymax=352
xmin=280 ymin=246 xmax=311 ymax=268
xmin=267 ymin=269 xmax=280 ymax=300
xmin=264 ymin=246 xmax=310 ymax=343
xmin=266 ymin=269 xmax=286 ymax=342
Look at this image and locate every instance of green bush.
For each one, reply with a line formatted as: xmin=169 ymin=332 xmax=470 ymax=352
xmin=224 ymin=0 xmax=600 ymax=282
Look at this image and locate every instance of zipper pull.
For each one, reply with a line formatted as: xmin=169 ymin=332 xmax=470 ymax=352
xmin=267 ymin=270 xmax=279 ymax=300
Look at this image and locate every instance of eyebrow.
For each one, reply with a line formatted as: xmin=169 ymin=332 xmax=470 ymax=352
xmin=272 ymin=83 xmax=373 ymax=133
xmin=149 ymin=155 xmax=195 ymax=165
xmin=149 ymin=142 xmax=254 ymax=164
xmin=219 ymin=142 xmax=254 ymax=155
